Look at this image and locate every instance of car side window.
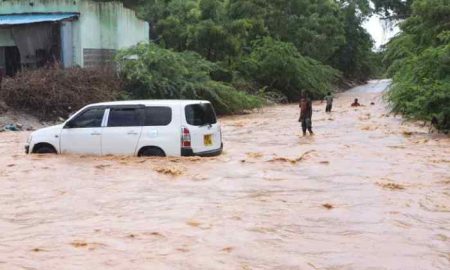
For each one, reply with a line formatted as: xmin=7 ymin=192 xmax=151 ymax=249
xmin=108 ymin=108 xmax=142 ymax=127
xmin=144 ymin=107 xmax=172 ymax=126
xmin=69 ymin=108 xmax=105 ymax=128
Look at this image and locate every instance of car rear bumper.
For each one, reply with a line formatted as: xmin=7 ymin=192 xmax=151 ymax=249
xmin=181 ymin=143 xmax=223 ymax=157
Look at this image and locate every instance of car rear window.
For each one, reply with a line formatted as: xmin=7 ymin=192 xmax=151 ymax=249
xmin=144 ymin=106 xmax=172 ymax=126
xmin=108 ymin=108 xmax=142 ymax=127
xmin=185 ymin=103 xmax=217 ymax=126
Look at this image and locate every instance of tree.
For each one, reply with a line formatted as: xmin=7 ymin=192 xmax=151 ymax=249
xmin=116 ymin=43 xmax=263 ymax=114
xmin=239 ymin=37 xmax=340 ymax=101
xmin=385 ymin=0 xmax=450 ymax=129
xmin=111 ymin=0 xmax=382 ymax=108
xmin=372 ymin=0 xmax=414 ymax=19
xmin=331 ymin=1 xmax=375 ymax=81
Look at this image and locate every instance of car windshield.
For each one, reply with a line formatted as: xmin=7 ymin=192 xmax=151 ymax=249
xmin=185 ymin=103 xmax=217 ymax=126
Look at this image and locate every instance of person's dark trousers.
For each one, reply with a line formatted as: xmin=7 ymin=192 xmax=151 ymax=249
xmin=302 ymin=118 xmax=313 ymax=134
xmin=326 ymin=104 xmax=332 ymax=112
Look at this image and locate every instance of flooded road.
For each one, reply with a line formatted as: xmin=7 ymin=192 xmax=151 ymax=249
xmin=0 ymin=80 xmax=449 ymax=270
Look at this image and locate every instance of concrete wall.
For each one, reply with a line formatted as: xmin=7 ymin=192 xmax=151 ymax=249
xmin=117 ymin=5 xmax=150 ymax=48
xmin=0 ymin=29 xmax=16 ymax=47
xmin=0 ymin=0 xmax=149 ymax=67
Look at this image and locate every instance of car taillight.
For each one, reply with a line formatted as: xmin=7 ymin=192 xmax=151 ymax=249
xmin=181 ymin=127 xmax=191 ymax=148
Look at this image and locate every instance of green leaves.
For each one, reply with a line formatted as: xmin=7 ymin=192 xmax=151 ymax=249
xmin=187 ymin=20 xmax=240 ymax=61
xmin=116 ymin=43 xmax=263 ymax=114
xmin=385 ymin=0 xmax=450 ymax=130
xmin=330 ymin=1 xmax=375 ymax=81
xmin=112 ymin=0 xmax=381 ymax=110
xmin=371 ymin=0 xmax=414 ymax=19
xmin=239 ymin=37 xmax=340 ymax=101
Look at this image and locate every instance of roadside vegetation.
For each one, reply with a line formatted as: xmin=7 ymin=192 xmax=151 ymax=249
xmin=116 ymin=43 xmax=262 ymax=114
xmin=382 ymin=0 xmax=450 ymax=130
xmin=114 ymin=0 xmax=381 ymax=105
xmin=1 ymin=0 xmax=400 ymax=119
xmin=1 ymin=67 xmax=121 ymax=119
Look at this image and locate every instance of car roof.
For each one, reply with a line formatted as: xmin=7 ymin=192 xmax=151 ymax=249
xmin=88 ymin=99 xmax=211 ymax=107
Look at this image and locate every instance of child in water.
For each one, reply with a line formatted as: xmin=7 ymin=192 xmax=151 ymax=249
xmin=324 ymin=92 xmax=333 ymax=113
xmin=351 ymin=98 xmax=361 ymax=107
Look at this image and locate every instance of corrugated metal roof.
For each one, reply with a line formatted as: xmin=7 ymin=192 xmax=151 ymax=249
xmin=0 ymin=13 xmax=78 ymax=25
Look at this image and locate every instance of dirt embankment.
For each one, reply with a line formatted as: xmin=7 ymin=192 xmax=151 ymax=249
xmin=0 ymin=100 xmax=44 ymax=131
xmin=0 ymin=67 xmax=121 ymax=131
xmin=0 ymin=67 xmax=121 ymax=122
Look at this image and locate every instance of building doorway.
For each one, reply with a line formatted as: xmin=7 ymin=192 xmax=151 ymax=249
xmin=4 ymin=46 xmax=20 ymax=76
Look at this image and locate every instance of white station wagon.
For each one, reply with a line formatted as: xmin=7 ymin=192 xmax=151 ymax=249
xmin=25 ymin=100 xmax=223 ymax=157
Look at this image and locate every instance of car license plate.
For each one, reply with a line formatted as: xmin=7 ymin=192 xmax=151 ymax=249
xmin=204 ymin=134 xmax=213 ymax=146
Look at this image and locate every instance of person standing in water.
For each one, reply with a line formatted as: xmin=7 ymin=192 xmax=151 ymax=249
xmin=299 ymin=93 xmax=314 ymax=136
xmin=324 ymin=92 xmax=333 ymax=113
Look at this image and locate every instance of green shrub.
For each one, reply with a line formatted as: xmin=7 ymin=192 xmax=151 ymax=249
xmin=386 ymin=44 xmax=450 ymax=129
xmin=116 ymin=43 xmax=263 ymax=114
xmin=385 ymin=0 xmax=450 ymax=130
xmin=237 ymin=37 xmax=341 ymax=101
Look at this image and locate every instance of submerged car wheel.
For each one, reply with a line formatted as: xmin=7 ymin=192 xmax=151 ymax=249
xmin=34 ymin=145 xmax=57 ymax=154
xmin=139 ymin=147 xmax=166 ymax=157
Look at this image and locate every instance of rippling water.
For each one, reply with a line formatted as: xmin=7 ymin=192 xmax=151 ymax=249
xmin=0 ymin=80 xmax=449 ymax=270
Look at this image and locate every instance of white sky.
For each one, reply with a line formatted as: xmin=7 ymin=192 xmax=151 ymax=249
xmin=363 ymin=14 xmax=400 ymax=49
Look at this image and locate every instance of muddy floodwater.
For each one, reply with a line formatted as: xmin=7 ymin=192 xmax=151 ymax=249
xmin=0 ymin=80 xmax=449 ymax=270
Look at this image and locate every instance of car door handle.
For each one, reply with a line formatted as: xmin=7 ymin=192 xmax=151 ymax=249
xmin=127 ymin=131 xmax=139 ymax=135
xmin=90 ymin=132 xmax=101 ymax=136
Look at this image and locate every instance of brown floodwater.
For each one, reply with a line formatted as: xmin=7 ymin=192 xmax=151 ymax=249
xmin=0 ymin=80 xmax=449 ymax=270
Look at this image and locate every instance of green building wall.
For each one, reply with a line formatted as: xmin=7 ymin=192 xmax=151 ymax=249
xmin=0 ymin=0 xmax=149 ymax=67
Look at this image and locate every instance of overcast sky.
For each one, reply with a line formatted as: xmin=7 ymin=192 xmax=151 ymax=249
xmin=363 ymin=14 xmax=400 ymax=49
